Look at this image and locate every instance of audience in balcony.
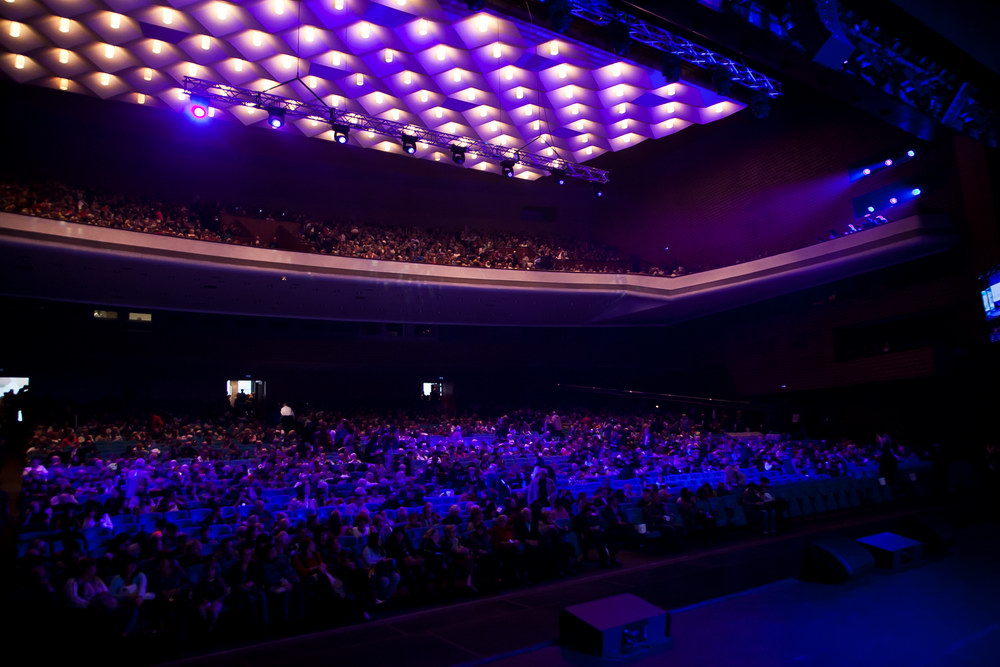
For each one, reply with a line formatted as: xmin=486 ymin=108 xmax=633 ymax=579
xmin=1 ymin=180 xmax=898 ymax=279
xmin=0 ymin=180 xmax=627 ymax=274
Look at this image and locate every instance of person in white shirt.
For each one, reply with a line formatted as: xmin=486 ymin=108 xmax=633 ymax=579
xmin=124 ymin=459 xmax=149 ymax=500
xmin=280 ymin=403 xmax=295 ymax=431
xmin=66 ymin=560 xmax=115 ymax=610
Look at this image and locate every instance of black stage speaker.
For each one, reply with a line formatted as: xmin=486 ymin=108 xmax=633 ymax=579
xmin=560 ymin=593 xmax=670 ymax=658
xmin=892 ymin=516 xmax=954 ymax=558
xmin=800 ymin=536 xmax=875 ymax=583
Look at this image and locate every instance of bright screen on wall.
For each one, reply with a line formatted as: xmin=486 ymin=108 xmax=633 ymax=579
xmin=0 ymin=377 xmax=29 ymax=394
xmin=984 ymin=267 xmax=1000 ymax=320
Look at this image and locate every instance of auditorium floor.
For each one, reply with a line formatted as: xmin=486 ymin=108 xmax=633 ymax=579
xmin=162 ymin=505 xmax=989 ymax=667
xmin=490 ymin=520 xmax=1000 ymax=667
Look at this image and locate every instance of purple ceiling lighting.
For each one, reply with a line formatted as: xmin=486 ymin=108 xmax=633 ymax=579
xmin=1 ymin=0 xmax=750 ymax=180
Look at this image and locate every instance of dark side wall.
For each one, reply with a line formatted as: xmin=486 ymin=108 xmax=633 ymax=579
xmin=590 ymin=85 xmax=953 ymax=270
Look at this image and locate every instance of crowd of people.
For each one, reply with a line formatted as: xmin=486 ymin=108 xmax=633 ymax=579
xmin=12 ymin=403 xmax=913 ymax=650
xmin=0 ymin=180 xmax=632 ymax=274
xmin=1 ymin=179 xmax=895 ymax=279
xmin=299 ymin=219 xmax=625 ymax=272
xmin=0 ymin=181 xmax=227 ymax=244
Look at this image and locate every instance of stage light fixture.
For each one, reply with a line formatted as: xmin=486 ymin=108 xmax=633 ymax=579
xmin=189 ymin=95 xmax=210 ymax=119
xmin=907 ymin=149 xmax=916 ymax=157
xmin=862 ymin=168 xmax=871 ymax=175
xmin=884 ymin=158 xmax=893 ymax=166
xmin=332 ymin=123 xmax=350 ymax=144
xmin=550 ymin=168 xmax=566 ymax=185
xmin=660 ymin=53 xmax=683 ymax=84
xmin=867 ymin=206 xmax=875 ymax=212
xmin=889 ymin=197 xmax=898 ymax=205
xmin=710 ymin=65 xmax=733 ymax=97
xmin=266 ymin=107 xmax=285 ymax=129
xmin=608 ymin=21 xmax=632 ymax=56
xmin=175 ymin=78 xmax=610 ymax=184
xmin=548 ymin=0 xmax=573 ymax=33
xmin=911 ymin=188 xmax=921 ymax=196
xmin=751 ymin=90 xmax=771 ymax=119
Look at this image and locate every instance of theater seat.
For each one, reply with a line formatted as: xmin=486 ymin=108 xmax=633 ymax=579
xmin=207 ymin=524 xmax=233 ymax=539
xmin=189 ymin=508 xmax=212 ymax=523
xmin=186 ymin=563 xmax=205 ymax=585
xmin=165 ymin=510 xmax=189 ymax=523
xmin=796 ymin=492 xmax=816 ymax=516
xmin=83 ymin=526 xmax=111 ymax=549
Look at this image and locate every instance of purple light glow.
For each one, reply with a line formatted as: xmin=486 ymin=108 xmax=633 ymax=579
xmin=884 ymin=159 xmax=893 ymax=166
xmin=862 ymin=168 xmax=871 ymax=175
xmin=889 ymin=197 xmax=898 ymax=205
xmin=12 ymin=1 xmax=756 ymax=181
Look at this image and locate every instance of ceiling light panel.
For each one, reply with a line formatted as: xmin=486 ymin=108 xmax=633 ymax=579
xmin=0 ymin=0 xmax=744 ymax=163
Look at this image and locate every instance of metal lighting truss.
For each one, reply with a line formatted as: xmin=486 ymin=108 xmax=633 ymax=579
xmin=815 ymin=0 xmax=996 ymax=142
xmin=183 ymin=77 xmax=611 ymax=184
xmin=548 ymin=0 xmax=782 ymax=97
xmin=816 ymin=0 xmax=947 ymax=92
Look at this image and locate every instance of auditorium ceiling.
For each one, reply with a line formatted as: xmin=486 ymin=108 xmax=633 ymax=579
xmin=0 ymin=0 xmax=745 ymax=180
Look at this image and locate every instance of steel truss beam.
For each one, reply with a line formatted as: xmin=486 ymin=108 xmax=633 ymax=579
xmin=183 ymin=77 xmax=611 ymax=184
xmin=547 ymin=0 xmax=782 ymax=97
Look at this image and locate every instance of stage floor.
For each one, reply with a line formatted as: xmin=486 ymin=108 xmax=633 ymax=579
xmin=492 ymin=523 xmax=1000 ymax=667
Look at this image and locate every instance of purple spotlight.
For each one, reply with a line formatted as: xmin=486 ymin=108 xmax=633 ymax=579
xmin=884 ymin=158 xmax=893 ymax=166
xmin=188 ymin=95 xmax=210 ymax=120
xmin=889 ymin=197 xmax=898 ymax=205
xmin=862 ymin=168 xmax=871 ymax=175
xmin=907 ymin=150 xmax=915 ymax=157
xmin=867 ymin=205 xmax=875 ymax=212
xmin=911 ymin=187 xmax=921 ymax=196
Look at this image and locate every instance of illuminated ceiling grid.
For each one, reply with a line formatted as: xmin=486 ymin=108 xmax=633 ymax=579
xmin=1 ymin=0 xmax=746 ymax=179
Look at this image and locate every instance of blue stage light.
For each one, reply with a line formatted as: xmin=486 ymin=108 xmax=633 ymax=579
xmin=862 ymin=168 xmax=871 ymax=175
xmin=867 ymin=206 xmax=875 ymax=212
xmin=907 ymin=150 xmax=915 ymax=157
xmin=911 ymin=188 xmax=921 ymax=196
xmin=889 ymin=197 xmax=898 ymax=205
xmin=884 ymin=158 xmax=893 ymax=166
xmin=332 ymin=123 xmax=350 ymax=144
xmin=266 ymin=107 xmax=285 ymax=129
